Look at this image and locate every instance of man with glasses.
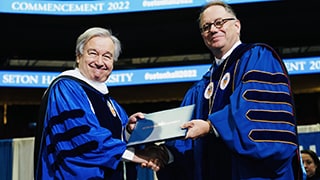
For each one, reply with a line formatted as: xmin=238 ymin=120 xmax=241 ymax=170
xmin=156 ymin=1 xmax=304 ymax=179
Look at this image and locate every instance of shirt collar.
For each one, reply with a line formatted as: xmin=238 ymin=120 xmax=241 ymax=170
xmin=215 ymin=40 xmax=242 ymax=66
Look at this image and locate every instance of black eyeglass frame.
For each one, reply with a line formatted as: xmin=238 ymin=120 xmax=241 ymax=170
xmin=200 ymin=18 xmax=236 ymax=33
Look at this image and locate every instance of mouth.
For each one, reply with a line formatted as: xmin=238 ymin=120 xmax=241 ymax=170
xmin=89 ymin=64 xmax=107 ymax=70
xmin=212 ymin=34 xmax=223 ymax=40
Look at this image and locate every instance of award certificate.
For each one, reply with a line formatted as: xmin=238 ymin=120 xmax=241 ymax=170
xmin=127 ymin=104 xmax=195 ymax=146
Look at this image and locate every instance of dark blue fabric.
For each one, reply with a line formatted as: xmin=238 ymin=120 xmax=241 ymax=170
xmin=0 ymin=139 xmax=13 ymax=180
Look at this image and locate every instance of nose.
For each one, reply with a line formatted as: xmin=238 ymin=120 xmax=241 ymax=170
xmin=93 ymin=56 xmax=107 ymax=69
xmin=95 ymin=55 xmax=104 ymax=64
xmin=209 ymin=24 xmax=218 ymax=32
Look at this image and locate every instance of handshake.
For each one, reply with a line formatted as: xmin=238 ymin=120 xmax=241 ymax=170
xmin=134 ymin=143 xmax=170 ymax=170
xmin=126 ymin=105 xmax=195 ymax=170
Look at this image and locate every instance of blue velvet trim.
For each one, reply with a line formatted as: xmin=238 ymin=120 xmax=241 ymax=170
xmin=244 ymin=90 xmax=292 ymax=105
xmin=51 ymin=141 xmax=99 ymax=172
xmin=247 ymin=110 xmax=294 ymax=125
xmin=243 ymin=71 xmax=288 ymax=85
xmin=47 ymin=125 xmax=91 ymax=154
xmin=47 ymin=109 xmax=85 ymax=128
xmin=249 ymin=130 xmax=297 ymax=145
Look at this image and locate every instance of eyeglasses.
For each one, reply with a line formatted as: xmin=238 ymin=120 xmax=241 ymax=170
xmin=200 ymin=18 xmax=236 ymax=33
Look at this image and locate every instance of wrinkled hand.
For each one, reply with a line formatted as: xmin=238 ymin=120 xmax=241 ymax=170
xmin=141 ymin=159 xmax=162 ymax=172
xmin=129 ymin=152 xmax=159 ymax=171
xmin=127 ymin=112 xmax=144 ymax=133
xmin=181 ymin=119 xmax=210 ymax=139
xmin=135 ymin=144 xmax=169 ymax=170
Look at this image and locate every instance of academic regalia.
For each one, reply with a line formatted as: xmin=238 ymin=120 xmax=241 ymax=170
xmin=34 ymin=70 xmax=134 ymax=180
xmin=157 ymin=43 xmax=303 ymax=180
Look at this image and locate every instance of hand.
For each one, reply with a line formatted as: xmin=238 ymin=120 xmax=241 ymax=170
xmin=141 ymin=159 xmax=161 ymax=172
xmin=135 ymin=144 xmax=169 ymax=170
xmin=127 ymin=112 xmax=144 ymax=133
xmin=181 ymin=119 xmax=211 ymax=139
xmin=130 ymin=152 xmax=160 ymax=171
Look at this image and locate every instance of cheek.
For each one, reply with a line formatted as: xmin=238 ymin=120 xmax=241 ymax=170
xmin=202 ymin=34 xmax=208 ymax=40
xmin=107 ymin=61 xmax=114 ymax=69
xmin=202 ymin=35 xmax=210 ymax=45
xmin=79 ymin=57 xmax=92 ymax=68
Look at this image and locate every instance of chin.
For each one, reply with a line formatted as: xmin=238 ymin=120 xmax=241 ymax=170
xmin=93 ymin=77 xmax=105 ymax=82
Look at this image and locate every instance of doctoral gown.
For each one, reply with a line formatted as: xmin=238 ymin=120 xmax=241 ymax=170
xmin=157 ymin=43 xmax=303 ymax=180
xmin=34 ymin=74 xmax=134 ymax=180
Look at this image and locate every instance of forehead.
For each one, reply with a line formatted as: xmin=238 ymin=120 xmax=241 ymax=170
xmin=201 ymin=5 xmax=231 ymax=23
xmin=302 ymin=153 xmax=313 ymax=159
xmin=85 ymin=36 xmax=114 ymax=51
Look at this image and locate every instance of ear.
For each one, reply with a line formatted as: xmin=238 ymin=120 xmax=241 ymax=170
xmin=76 ymin=56 xmax=80 ymax=64
xmin=235 ymin=19 xmax=241 ymax=34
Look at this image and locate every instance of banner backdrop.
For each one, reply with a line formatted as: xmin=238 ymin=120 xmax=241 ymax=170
xmin=0 ymin=0 xmax=274 ymax=15
xmin=298 ymin=123 xmax=320 ymax=155
xmin=1 ymin=56 xmax=320 ymax=88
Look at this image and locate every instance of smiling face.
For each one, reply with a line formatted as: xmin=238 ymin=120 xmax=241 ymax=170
xmin=76 ymin=36 xmax=115 ymax=82
xmin=199 ymin=5 xmax=240 ymax=58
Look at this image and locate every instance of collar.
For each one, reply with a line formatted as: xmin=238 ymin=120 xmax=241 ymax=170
xmin=59 ymin=68 xmax=109 ymax=94
xmin=215 ymin=40 xmax=242 ymax=66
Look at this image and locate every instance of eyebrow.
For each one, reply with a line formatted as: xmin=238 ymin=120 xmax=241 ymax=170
xmin=87 ymin=48 xmax=113 ymax=57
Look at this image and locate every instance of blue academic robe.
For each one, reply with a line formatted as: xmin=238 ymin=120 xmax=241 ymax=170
xmin=34 ymin=76 xmax=133 ymax=180
xmin=157 ymin=43 xmax=303 ymax=180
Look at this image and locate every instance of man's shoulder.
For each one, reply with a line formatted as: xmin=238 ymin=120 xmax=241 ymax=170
xmin=234 ymin=43 xmax=279 ymax=58
xmin=244 ymin=43 xmax=276 ymax=52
